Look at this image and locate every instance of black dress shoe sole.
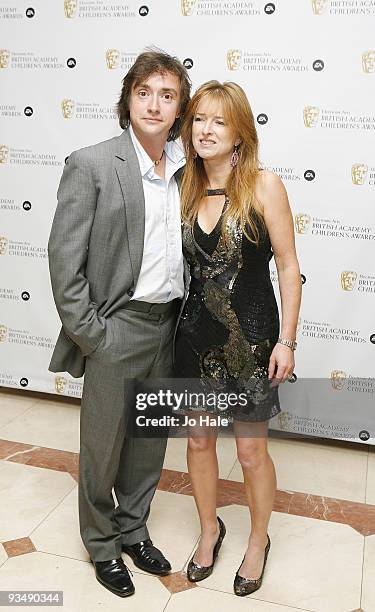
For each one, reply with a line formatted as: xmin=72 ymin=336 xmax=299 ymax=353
xmin=95 ymin=575 xmax=135 ymax=598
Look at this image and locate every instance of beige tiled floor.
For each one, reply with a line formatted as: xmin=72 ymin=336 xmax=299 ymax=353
xmin=0 ymin=389 xmax=373 ymax=611
xmin=0 ymin=398 xmax=80 ymax=452
xmin=0 ymin=390 xmax=39 ymax=429
xmin=0 ymin=460 xmax=76 ymax=541
xmin=164 ymin=588 xmax=312 ymax=611
xmin=0 ymin=552 xmax=170 ymax=612
xmin=362 ymin=533 xmax=375 ymax=611
xmin=228 ymin=436 xmax=369 ymax=502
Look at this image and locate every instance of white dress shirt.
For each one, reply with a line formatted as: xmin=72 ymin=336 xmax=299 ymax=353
xmin=129 ymin=125 xmax=185 ymax=303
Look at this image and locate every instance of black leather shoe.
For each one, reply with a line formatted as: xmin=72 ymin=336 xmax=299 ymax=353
xmin=186 ymin=516 xmax=226 ymax=582
xmin=122 ymin=539 xmax=171 ymax=576
xmin=233 ymin=534 xmax=271 ymax=596
xmin=93 ymin=558 xmax=135 ymax=598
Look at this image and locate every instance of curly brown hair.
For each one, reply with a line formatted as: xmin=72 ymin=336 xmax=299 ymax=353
xmin=117 ymin=49 xmax=191 ymax=141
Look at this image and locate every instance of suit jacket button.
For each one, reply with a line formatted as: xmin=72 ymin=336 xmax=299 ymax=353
xmin=127 ymin=289 xmax=134 ymax=297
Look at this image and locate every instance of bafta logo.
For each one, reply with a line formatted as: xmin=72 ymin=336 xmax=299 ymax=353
xmin=0 ymin=324 xmax=7 ymax=342
xmin=362 ymin=51 xmax=375 ymax=74
xmin=64 ymin=0 xmax=77 ymax=18
xmin=295 ymin=213 xmax=311 ymax=234
xmin=55 ymin=376 xmax=68 ymax=394
xmin=0 ymin=236 xmax=8 ymax=255
xmin=277 ymin=411 xmax=294 ymax=431
xmin=303 ymin=106 xmax=320 ymax=128
xmin=0 ymin=49 xmax=10 ymax=69
xmin=311 ymin=0 xmax=329 ymax=14
xmin=61 ymin=99 xmax=75 ymax=119
xmin=330 ymin=370 xmax=347 ymax=390
xmin=106 ymin=49 xmax=120 ymax=70
xmin=0 ymin=144 xmax=9 ymax=164
xmin=351 ymin=163 xmax=368 ymax=185
xmin=227 ymin=50 xmax=242 ymax=71
xmin=181 ymin=0 xmax=196 ymax=16
xmin=341 ymin=271 xmax=357 ymax=291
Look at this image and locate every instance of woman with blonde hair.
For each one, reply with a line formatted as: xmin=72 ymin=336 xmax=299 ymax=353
xmin=174 ymin=81 xmax=301 ymax=595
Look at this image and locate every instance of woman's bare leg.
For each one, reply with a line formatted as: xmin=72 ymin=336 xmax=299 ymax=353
xmin=187 ymin=417 xmax=220 ymax=565
xmin=234 ymin=420 xmax=276 ymax=578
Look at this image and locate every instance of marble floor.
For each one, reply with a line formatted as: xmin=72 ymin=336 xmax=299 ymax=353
xmin=0 ymin=387 xmax=374 ymax=611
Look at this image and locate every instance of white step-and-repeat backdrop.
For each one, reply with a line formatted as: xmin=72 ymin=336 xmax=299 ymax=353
xmin=1 ymin=0 xmax=374 ymax=442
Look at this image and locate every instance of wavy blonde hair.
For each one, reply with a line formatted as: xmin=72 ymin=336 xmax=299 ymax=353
xmin=181 ymin=80 xmax=265 ymax=244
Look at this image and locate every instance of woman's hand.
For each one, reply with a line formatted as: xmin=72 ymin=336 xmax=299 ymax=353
xmin=268 ymin=343 xmax=295 ymax=384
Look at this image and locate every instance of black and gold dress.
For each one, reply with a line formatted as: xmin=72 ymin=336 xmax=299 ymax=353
xmin=174 ymin=201 xmax=281 ymax=422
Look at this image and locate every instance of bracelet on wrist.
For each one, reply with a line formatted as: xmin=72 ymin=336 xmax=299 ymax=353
xmin=277 ymin=338 xmax=297 ymax=351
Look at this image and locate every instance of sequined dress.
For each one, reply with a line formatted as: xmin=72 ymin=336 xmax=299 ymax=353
xmin=174 ymin=203 xmax=281 ymax=422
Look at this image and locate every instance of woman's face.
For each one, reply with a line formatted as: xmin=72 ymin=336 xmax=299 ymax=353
xmin=192 ymin=96 xmax=239 ymax=162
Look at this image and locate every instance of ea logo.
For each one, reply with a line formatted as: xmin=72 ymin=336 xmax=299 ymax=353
xmin=183 ymin=58 xmax=194 ymax=69
xmin=370 ymin=333 xmax=375 ymax=344
xmin=257 ymin=113 xmax=268 ymax=125
xmin=24 ymin=106 xmax=33 ymax=117
xmin=288 ymin=373 xmax=297 ymax=383
xmin=313 ymin=59 xmax=324 ymax=71
xmin=23 ymin=201 xmax=32 ymax=211
xmin=264 ymin=3 xmax=276 ymax=13
xmin=26 ymin=7 xmax=35 ymax=18
xmin=20 ymin=377 xmax=29 ymax=387
xmin=67 ymin=57 xmax=76 ymax=68
xmin=139 ymin=5 xmax=149 ymax=16
xmin=359 ymin=430 xmax=370 ymax=441
xmin=21 ymin=291 xmax=30 ymax=301
xmin=301 ymin=274 xmax=306 ymax=285
xmin=304 ymin=169 xmax=316 ymax=181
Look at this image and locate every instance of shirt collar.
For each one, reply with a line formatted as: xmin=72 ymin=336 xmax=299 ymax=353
xmin=129 ymin=125 xmax=185 ymax=178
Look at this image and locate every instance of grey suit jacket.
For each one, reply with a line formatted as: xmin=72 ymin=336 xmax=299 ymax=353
xmin=48 ymin=129 xmax=188 ymax=378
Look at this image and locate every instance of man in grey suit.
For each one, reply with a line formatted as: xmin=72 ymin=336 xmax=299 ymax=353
xmin=48 ymin=50 xmax=191 ymax=597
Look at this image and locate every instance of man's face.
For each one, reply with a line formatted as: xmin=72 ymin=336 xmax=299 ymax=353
xmin=129 ymin=71 xmax=181 ymax=142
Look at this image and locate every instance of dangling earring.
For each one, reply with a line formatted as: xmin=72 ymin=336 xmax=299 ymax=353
xmin=192 ymin=150 xmax=197 ymax=159
xmin=230 ymin=144 xmax=240 ymax=168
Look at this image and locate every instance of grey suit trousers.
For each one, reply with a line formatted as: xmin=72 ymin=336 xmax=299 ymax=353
xmin=79 ymin=304 xmax=176 ymax=561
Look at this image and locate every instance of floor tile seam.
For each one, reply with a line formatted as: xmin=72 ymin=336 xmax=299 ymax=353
xmin=365 ymin=442 xmax=370 ymax=504
xmin=224 ymin=459 xmax=238 ymax=480
xmin=0 ymin=556 xmax=9 ymax=570
xmin=27 ymin=480 xmax=78 ymax=542
xmin=162 ymin=592 xmax=172 ymax=610
xmin=0 ymin=400 xmax=41 ymax=431
xmin=359 ymin=536 xmax=366 ymax=608
xmin=195 ymin=584 xmax=316 ymax=611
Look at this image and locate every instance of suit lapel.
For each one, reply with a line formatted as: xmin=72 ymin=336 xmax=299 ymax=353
xmin=114 ymin=129 xmax=145 ymax=288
